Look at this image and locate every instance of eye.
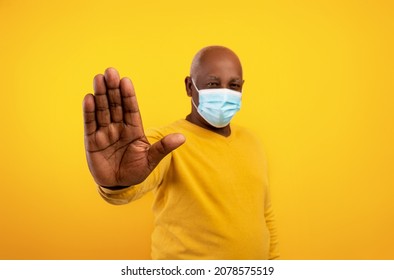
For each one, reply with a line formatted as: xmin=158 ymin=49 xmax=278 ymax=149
xmin=230 ymin=83 xmax=241 ymax=90
xmin=207 ymin=82 xmax=220 ymax=88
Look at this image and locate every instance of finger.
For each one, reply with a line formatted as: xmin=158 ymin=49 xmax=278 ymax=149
xmin=104 ymin=68 xmax=123 ymax=123
xmin=120 ymin=77 xmax=143 ymax=129
xmin=82 ymin=94 xmax=97 ymax=136
xmin=148 ymin=133 xmax=186 ymax=170
xmin=93 ymin=73 xmax=110 ymax=127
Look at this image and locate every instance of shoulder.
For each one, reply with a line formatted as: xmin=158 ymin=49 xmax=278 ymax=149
xmin=232 ymin=124 xmax=262 ymax=143
xmin=231 ymin=124 xmax=268 ymax=157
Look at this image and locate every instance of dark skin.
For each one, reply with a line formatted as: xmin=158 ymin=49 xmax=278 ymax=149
xmin=185 ymin=46 xmax=244 ymax=137
xmin=83 ymin=46 xmax=243 ymax=188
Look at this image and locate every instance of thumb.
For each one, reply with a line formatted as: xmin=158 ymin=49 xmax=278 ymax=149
xmin=147 ymin=133 xmax=186 ymax=170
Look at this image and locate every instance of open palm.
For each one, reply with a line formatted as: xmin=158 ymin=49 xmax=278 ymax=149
xmin=83 ymin=68 xmax=185 ymax=187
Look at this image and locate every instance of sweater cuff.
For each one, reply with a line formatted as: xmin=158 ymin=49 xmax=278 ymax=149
xmin=97 ymin=185 xmax=137 ymax=205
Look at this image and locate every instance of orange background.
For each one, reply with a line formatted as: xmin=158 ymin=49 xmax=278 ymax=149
xmin=0 ymin=0 xmax=393 ymax=259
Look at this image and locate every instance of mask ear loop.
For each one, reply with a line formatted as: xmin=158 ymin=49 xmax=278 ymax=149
xmin=191 ymin=97 xmax=199 ymax=111
xmin=191 ymin=78 xmax=199 ymax=91
xmin=190 ymin=79 xmax=221 ymax=128
xmin=190 ymin=79 xmax=212 ymax=125
xmin=190 ymin=78 xmax=200 ymax=110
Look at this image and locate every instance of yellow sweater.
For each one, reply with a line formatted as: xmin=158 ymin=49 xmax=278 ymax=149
xmin=99 ymin=119 xmax=279 ymax=260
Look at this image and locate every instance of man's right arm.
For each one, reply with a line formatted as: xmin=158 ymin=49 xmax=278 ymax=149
xmin=97 ymin=151 xmax=172 ymax=205
xmin=82 ymin=67 xmax=184 ymax=195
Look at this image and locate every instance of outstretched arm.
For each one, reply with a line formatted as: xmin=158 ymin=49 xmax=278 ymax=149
xmin=83 ymin=67 xmax=185 ymax=188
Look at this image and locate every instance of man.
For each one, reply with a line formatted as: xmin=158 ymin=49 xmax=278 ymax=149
xmin=83 ymin=46 xmax=279 ymax=259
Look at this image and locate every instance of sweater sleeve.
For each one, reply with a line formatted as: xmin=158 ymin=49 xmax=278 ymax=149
xmin=265 ymin=200 xmax=280 ymax=259
xmin=97 ymin=136 xmax=172 ymax=205
xmin=261 ymin=144 xmax=280 ymax=260
xmin=264 ymin=171 xmax=280 ymax=259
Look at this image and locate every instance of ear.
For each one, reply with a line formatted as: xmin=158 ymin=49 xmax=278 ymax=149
xmin=185 ymin=76 xmax=193 ymax=97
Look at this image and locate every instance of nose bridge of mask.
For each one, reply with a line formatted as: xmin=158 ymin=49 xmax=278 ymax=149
xmin=191 ymin=78 xmax=242 ymax=96
xmin=198 ymin=91 xmax=242 ymax=110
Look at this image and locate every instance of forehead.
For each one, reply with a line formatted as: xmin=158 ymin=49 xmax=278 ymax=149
xmin=194 ymin=49 xmax=243 ymax=80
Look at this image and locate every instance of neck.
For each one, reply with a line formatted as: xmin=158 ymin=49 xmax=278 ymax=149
xmin=186 ymin=114 xmax=232 ymax=137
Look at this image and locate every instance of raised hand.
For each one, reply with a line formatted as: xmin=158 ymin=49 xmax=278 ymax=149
xmin=83 ymin=68 xmax=185 ymax=187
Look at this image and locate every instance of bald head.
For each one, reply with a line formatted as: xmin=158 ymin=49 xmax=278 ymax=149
xmin=185 ymin=45 xmax=244 ymax=98
xmin=190 ymin=46 xmax=243 ymax=79
xmin=185 ymin=46 xmax=244 ymax=133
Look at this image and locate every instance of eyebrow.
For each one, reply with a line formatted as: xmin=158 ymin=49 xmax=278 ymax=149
xmin=206 ymin=76 xmax=242 ymax=82
xmin=230 ymin=78 xmax=242 ymax=82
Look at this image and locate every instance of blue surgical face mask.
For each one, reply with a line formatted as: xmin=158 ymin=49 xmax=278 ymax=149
xmin=191 ymin=79 xmax=242 ymax=128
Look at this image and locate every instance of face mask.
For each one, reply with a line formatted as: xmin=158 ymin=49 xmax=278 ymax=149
xmin=191 ymin=79 xmax=242 ymax=128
